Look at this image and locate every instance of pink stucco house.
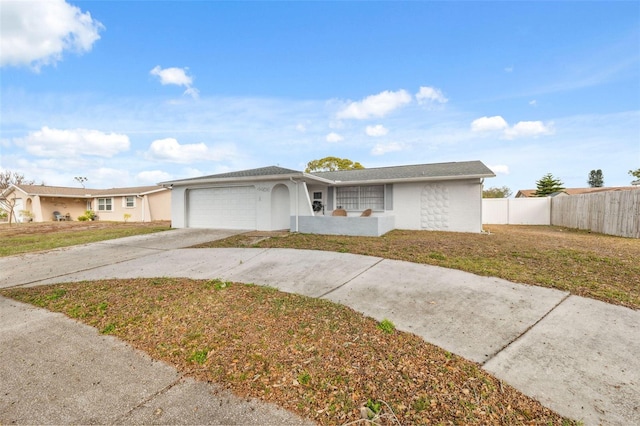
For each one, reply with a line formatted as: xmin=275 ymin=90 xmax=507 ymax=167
xmin=1 ymin=184 xmax=171 ymax=223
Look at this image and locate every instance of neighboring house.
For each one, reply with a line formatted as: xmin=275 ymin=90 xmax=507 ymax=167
xmin=515 ymin=187 xmax=639 ymax=198
xmin=160 ymin=161 xmax=495 ymax=236
xmin=1 ymin=184 xmax=171 ymax=223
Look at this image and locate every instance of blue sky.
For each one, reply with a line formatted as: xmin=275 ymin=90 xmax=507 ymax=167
xmin=1 ymin=0 xmax=638 ymax=194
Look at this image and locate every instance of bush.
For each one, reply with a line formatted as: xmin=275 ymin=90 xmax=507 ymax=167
xmin=78 ymin=210 xmax=97 ymax=221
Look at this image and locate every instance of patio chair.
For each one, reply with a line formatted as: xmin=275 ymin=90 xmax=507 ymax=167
xmin=360 ymin=209 xmax=372 ymax=217
xmin=332 ymin=208 xmax=347 ymax=217
xmin=53 ymin=211 xmax=66 ymax=221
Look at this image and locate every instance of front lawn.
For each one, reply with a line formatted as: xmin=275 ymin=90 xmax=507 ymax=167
xmin=1 ymin=278 xmax=577 ymax=425
xmin=196 ymin=225 xmax=640 ymax=309
xmin=0 ymin=221 xmax=171 ymax=257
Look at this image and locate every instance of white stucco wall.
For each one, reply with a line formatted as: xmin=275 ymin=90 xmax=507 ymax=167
xmin=171 ymin=177 xmax=484 ymax=233
xmin=391 ymin=179 xmax=483 ymax=233
xmin=170 ymin=179 xmax=313 ymax=230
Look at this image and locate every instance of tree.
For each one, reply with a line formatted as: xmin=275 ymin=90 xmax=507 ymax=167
xmin=0 ymin=170 xmax=35 ymax=225
xmin=305 ymin=156 xmax=364 ymax=173
xmin=482 ymin=186 xmax=512 ymax=198
xmin=587 ymin=169 xmax=604 ymax=188
xmin=629 ymin=168 xmax=640 ymax=181
xmin=534 ymin=173 xmax=565 ymax=197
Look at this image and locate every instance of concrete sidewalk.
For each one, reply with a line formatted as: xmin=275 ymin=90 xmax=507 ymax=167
xmin=1 ymin=229 xmax=639 ymax=425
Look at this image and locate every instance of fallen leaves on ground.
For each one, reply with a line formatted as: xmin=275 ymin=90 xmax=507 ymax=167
xmin=2 ymin=278 xmax=577 ymax=425
xmin=199 ymin=225 xmax=640 ymax=309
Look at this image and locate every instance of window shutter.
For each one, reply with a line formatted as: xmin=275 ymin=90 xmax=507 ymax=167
xmin=385 ymin=184 xmax=393 ymax=210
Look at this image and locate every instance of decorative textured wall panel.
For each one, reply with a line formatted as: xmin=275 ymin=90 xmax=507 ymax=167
xmin=421 ymin=184 xmax=450 ymax=230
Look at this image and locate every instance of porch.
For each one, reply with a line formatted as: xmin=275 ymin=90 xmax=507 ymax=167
xmin=291 ymin=214 xmax=395 ymax=237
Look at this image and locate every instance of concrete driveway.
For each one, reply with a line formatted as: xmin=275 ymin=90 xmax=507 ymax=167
xmin=1 ymin=228 xmax=638 ymax=425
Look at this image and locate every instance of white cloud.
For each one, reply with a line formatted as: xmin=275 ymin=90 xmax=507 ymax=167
xmin=326 ymin=132 xmax=344 ymax=143
xmin=150 ymin=66 xmax=199 ymax=99
xmin=529 ymin=100 xmax=537 ymax=106
xmin=504 ymin=121 xmax=554 ymax=139
xmin=371 ymin=142 xmax=407 ymax=156
xmin=94 ymin=167 xmax=131 ymax=186
xmin=0 ymin=0 xmax=103 ymax=70
xmin=146 ymin=137 xmax=235 ymax=163
xmin=505 ymin=66 xmax=514 ymax=73
xmin=183 ymin=87 xmax=200 ymax=99
xmin=14 ymin=127 xmax=129 ymax=157
xmin=415 ymin=86 xmax=448 ymax=104
xmin=365 ymin=124 xmax=389 ymax=137
xmin=488 ymin=164 xmax=510 ymax=175
xmin=471 ymin=116 xmax=553 ymax=139
xmin=471 ymin=116 xmax=509 ymax=132
xmin=336 ymin=89 xmax=412 ymax=120
xmin=183 ymin=167 xmax=207 ymax=178
xmin=296 ymin=123 xmax=307 ymax=132
xmin=150 ymin=66 xmax=192 ymax=86
xmin=136 ymin=170 xmax=172 ymax=185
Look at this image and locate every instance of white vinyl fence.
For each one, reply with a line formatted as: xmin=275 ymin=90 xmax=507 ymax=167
xmin=482 ymin=198 xmax=550 ymax=225
xmin=483 ymin=190 xmax=640 ymax=238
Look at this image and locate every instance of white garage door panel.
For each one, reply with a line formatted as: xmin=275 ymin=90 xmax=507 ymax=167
xmin=188 ymin=187 xmax=256 ymax=229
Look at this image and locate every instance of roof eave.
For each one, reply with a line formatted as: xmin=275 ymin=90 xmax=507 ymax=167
xmin=139 ymin=188 xmax=169 ymax=196
xmin=331 ymin=173 xmax=495 ymax=186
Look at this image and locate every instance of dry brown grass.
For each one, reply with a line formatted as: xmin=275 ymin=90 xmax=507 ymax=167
xmin=2 ymin=278 xmax=576 ymax=425
xmin=198 ymin=225 xmax=640 ymax=309
xmin=2 ymin=223 xmax=619 ymax=425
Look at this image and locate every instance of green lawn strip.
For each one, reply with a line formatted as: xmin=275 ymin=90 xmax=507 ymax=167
xmin=0 ymin=225 xmax=171 ymax=257
xmin=1 ymin=278 xmax=577 ymax=426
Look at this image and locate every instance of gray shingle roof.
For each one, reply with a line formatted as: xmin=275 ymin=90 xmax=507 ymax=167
xmin=161 ymin=162 xmax=495 ymax=186
xmin=197 ymin=166 xmax=301 ymax=179
xmin=311 ymin=161 xmax=495 ymax=182
xmin=160 ymin=166 xmax=306 ymax=185
xmin=12 ymin=184 xmax=166 ymax=198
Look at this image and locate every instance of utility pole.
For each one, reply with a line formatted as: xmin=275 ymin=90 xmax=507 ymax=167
xmin=74 ymin=177 xmax=88 ymax=188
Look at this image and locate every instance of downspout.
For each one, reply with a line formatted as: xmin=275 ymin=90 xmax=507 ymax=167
xmin=480 ymin=178 xmax=485 ymax=229
xmin=290 ymin=177 xmax=298 ymax=232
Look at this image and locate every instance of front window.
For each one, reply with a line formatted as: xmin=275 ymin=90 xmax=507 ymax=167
xmin=124 ymin=196 xmax=135 ymax=208
xmin=98 ymin=198 xmax=113 ymax=211
xmin=336 ymin=185 xmax=384 ymax=211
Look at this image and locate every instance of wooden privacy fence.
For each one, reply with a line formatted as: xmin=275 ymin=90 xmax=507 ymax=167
xmin=551 ymin=190 xmax=640 ymax=238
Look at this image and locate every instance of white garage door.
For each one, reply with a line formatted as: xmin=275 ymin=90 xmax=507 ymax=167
xmin=187 ymin=186 xmax=256 ymax=229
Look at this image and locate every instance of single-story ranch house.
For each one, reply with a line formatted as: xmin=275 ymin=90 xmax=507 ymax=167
xmin=1 ymin=184 xmax=171 ymax=223
xmin=160 ymin=161 xmax=495 ymax=236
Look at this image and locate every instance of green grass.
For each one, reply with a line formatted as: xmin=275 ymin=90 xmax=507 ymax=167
xmin=0 ymin=223 xmax=171 ymax=257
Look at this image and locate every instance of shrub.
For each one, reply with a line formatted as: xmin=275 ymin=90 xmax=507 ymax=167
xmin=78 ymin=210 xmax=97 ymax=221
